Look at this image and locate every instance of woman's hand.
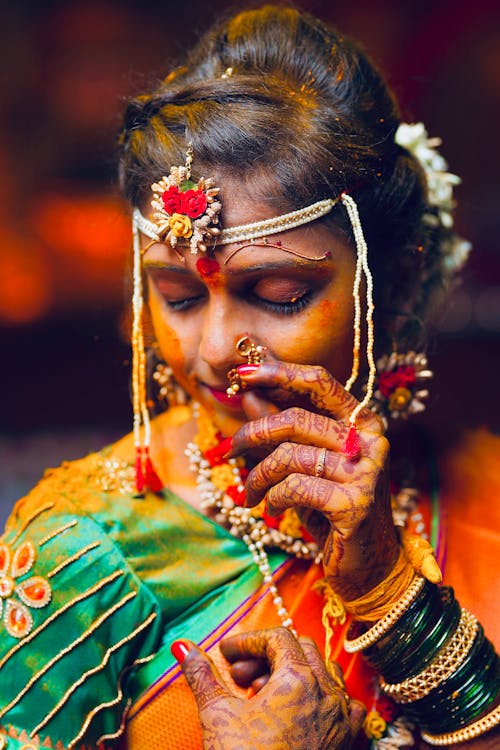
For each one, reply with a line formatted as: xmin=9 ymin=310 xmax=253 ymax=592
xmin=178 ymin=627 xmax=365 ymax=750
xmin=229 ymin=362 xmax=399 ymax=601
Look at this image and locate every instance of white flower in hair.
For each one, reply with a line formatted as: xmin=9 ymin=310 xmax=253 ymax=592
xmin=395 ymin=123 xmax=471 ymax=274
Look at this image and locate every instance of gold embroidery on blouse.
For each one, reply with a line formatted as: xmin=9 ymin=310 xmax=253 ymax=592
xmin=30 ymin=603 xmax=155 ymax=736
xmin=47 ymin=542 xmax=101 ymax=579
xmin=0 ymin=570 xmax=124 ymax=671
xmin=0 ymin=589 xmax=137 ymax=719
xmin=95 ymin=653 xmax=157 ymax=746
xmin=96 ymin=699 xmax=132 ymax=745
xmin=68 ymin=613 xmax=157 ymax=748
xmin=92 ymin=455 xmax=136 ymax=496
xmin=39 ymin=520 xmax=78 ymax=547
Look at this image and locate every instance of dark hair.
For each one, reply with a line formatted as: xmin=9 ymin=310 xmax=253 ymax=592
xmin=119 ymin=5 xmax=452 ymax=350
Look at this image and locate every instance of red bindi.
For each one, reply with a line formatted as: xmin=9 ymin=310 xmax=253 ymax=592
xmin=196 ymin=257 xmax=220 ymax=280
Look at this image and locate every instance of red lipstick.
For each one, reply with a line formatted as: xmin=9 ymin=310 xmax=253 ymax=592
xmin=206 ymin=385 xmax=244 ymax=408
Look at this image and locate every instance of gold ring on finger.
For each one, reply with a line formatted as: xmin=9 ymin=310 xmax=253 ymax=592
xmin=314 ymin=447 xmax=328 ymax=477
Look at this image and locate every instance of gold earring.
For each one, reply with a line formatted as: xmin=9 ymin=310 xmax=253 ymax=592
xmin=226 ymin=336 xmax=266 ymax=397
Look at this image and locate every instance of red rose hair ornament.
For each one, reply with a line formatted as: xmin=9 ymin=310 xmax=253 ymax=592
xmin=151 ymin=143 xmax=222 ymax=254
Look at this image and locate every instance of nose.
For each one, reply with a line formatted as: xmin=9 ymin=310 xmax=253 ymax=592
xmin=198 ymin=296 xmax=251 ymax=375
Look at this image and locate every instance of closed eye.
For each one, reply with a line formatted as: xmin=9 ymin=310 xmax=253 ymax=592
xmin=247 ymin=288 xmax=314 ymax=315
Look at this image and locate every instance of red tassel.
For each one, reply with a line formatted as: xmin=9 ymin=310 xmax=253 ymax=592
xmin=144 ymin=450 xmax=163 ymax=492
xmin=343 ymin=424 xmax=360 ymax=460
xmin=135 ymin=447 xmax=145 ymax=492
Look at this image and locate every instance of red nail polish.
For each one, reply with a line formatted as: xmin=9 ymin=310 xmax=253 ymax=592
xmin=237 ymin=364 xmax=260 ymax=376
xmin=218 ymin=436 xmax=233 ymax=454
xmin=171 ymin=639 xmax=191 ymax=664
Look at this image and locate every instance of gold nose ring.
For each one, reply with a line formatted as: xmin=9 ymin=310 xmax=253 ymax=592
xmin=226 ymin=336 xmax=266 ymax=397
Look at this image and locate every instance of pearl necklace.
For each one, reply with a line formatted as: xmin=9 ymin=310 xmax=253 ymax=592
xmin=185 ymin=404 xmax=322 ymax=634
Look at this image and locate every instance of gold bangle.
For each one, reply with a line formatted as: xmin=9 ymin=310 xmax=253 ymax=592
xmin=344 ymin=575 xmax=425 ymax=653
xmin=379 ymin=608 xmax=478 ymax=702
xmin=421 ymin=704 xmax=500 ymax=745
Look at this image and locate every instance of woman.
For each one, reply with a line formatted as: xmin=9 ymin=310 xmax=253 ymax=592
xmin=0 ymin=5 xmax=498 ymax=749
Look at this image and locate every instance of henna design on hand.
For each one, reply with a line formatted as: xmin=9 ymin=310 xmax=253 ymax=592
xmin=230 ymin=361 xmax=399 ymax=600
xmin=182 ymin=628 xmax=364 ymax=750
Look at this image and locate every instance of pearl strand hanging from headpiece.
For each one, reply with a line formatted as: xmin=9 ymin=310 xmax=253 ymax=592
xmin=340 ymin=192 xmax=376 ymax=459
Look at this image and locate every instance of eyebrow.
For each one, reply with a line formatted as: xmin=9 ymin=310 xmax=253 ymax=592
xmin=142 ymin=258 xmax=330 ymax=275
xmin=143 ymin=261 xmax=190 ymax=274
xmin=223 ymin=242 xmax=331 ymax=266
xmin=223 ymin=260 xmax=329 ymax=276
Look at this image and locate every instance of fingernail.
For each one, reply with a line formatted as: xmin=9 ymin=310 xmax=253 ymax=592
xmin=237 ymin=364 xmax=260 ymax=376
xmin=216 ymin=436 xmax=232 ymax=458
xmin=170 ymin=639 xmax=192 ymax=664
xmin=220 ymin=437 xmax=234 ymax=459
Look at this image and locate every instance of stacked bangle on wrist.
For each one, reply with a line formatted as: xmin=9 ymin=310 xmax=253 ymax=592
xmin=401 ymin=632 xmax=499 ymax=734
xmin=421 ymin=705 xmax=500 ymax=746
xmin=361 ymin=580 xmax=438 ymax=668
xmin=343 ymin=575 xmax=426 ymax=653
xmin=382 ymin=588 xmax=461 ymax=682
xmin=343 ymin=578 xmax=500 ymax=744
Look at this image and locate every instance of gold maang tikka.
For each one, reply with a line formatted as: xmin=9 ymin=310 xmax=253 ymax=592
xmin=226 ymin=336 xmax=267 ymax=396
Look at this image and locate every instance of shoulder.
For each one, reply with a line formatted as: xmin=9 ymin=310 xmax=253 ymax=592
xmin=0 ymin=450 xmax=163 ymax=748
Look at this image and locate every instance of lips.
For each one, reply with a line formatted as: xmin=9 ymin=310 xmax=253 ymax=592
xmin=204 ymin=384 xmax=244 ymax=408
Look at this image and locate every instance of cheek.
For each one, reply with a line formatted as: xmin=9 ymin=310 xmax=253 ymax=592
xmin=148 ymin=290 xmax=190 ymax=385
xmin=271 ymin=298 xmax=354 ymax=379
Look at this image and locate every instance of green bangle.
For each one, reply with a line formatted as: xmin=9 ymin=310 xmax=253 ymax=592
xmin=363 ymin=581 xmax=439 ymax=670
xmin=381 ymin=588 xmax=460 ymax=682
xmin=387 ymin=591 xmax=461 ymax=681
xmin=404 ymin=637 xmax=499 ymax=733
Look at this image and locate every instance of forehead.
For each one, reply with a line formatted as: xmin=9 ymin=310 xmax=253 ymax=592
xmin=141 ymin=219 xmax=348 ymax=271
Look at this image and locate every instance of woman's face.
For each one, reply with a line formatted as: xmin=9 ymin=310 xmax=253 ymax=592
xmin=142 ymin=183 xmax=357 ymax=436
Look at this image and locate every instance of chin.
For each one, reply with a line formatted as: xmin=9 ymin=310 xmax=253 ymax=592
xmin=205 ymin=402 xmax=249 ymax=437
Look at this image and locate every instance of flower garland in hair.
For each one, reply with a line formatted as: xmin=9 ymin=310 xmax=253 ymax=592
xmin=151 ymin=144 xmax=222 ymax=254
xmin=395 ymin=123 xmax=471 ymax=274
xmin=369 ymin=351 xmax=433 ymax=430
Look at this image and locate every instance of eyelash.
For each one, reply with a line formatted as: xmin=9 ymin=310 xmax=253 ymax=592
xmin=166 ymin=296 xmax=203 ymax=311
xmin=165 ymin=289 xmax=314 ymax=315
xmin=248 ymin=290 xmax=313 ymax=315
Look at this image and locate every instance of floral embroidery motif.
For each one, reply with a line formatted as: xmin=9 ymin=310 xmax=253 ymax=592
xmin=0 ymin=540 xmax=52 ymax=639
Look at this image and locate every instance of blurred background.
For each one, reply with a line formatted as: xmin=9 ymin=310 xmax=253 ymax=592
xmin=1 ymin=0 xmax=499 ymax=525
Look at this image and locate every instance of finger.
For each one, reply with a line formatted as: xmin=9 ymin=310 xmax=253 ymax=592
xmin=228 ymin=406 xmax=381 ymax=460
xmin=180 ymin=643 xmax=234 ymax=711
xmin=229 ymin=657 xmax=268 ymax=688
xmin=264 ymin=473 xmax=365 ymax=525
xmin=252 ymin=673 xmax=270 ymax=692
xmin=245 ymin=441 xmax=378 ymax=508
xmin=241 ymin=389 xmax=281 ymax=420
xmin=220 ymin=628 xmax=309 ymax=675
xmin=348 ymin=700 xmax=367 ymax=736
xmin=237 ymin=362 xmax=382 ymax=430
xmin=298 ymin=637 xmax=339 ymax=694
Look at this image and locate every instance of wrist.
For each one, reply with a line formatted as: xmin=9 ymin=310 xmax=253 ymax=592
xmin=343 ymin=580 xmax=500 ymax=744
